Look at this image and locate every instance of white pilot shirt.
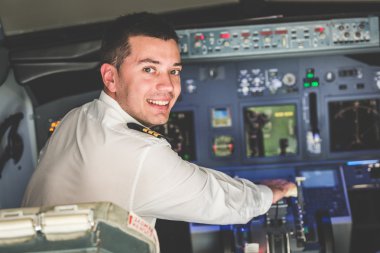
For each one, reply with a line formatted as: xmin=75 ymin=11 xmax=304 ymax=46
xmin=22 ymin=91 xmax=273 ymax=225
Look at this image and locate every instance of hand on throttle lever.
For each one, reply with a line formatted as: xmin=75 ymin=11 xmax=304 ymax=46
xmin=261 ymin=179 xmax=297 ymax=203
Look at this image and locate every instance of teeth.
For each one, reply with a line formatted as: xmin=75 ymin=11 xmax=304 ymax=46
xmin=147 ymin=99 xmax=169 ymax=106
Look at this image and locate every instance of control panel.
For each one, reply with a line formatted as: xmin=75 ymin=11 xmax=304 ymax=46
xmin=191 ymin=166 xmax=351 ymax=253
xmin=178 ymin=16 xmax=379 ymax=60
xmin=158 ymin=54 xmax=380 ymax=167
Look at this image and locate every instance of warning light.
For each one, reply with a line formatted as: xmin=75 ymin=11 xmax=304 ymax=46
xmin=260 ymin=30 xmax=273 ymax=36
xmin=315 ymin=27 xmax=325 ymax=33
xmin=275 ymin=29 xmax=288 ymax=35
xmin=194 ymin=33 xmax=205 ymax=41
xmin=220 ymin=32 xmax=231 ymax=39
xmin=241 ymin=31 xmax=250 ymax=38
xmin=311 ymin=81 xmax=319 ymax=87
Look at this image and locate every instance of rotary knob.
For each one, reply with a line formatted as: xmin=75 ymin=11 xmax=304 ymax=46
xmin=325 ymin=71 xmax=335 ymax=82
xmin=282 ymin=73 xmax=297 ymax=86
xmin=267 ymin=78 xmax=282 ymax=93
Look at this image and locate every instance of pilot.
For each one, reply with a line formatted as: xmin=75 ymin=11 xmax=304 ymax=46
xmin=22 ymin=12 xmax=296 ymax=226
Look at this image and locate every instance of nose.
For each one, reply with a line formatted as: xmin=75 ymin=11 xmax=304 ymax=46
xmin=157 ymin=72 xmax=175 ymax=92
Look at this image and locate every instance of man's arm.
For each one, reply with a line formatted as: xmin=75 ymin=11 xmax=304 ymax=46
xmin=261 ymin=179 xmax=297 ymax=203
xmin=132 ymin=143 xmax=273 ymax=224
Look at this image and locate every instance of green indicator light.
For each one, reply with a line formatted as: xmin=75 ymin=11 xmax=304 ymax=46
xmin=183 ymin=154 xmax=190 ymax=160
xmin=307 ymin=73 xmax=314 ymax=78
xmin=304 ymin=82 xmax=310 ymax=87
xmin=312 ymin=81 xmax=319 ymax=87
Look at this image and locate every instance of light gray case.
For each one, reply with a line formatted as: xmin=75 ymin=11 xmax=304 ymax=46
xmin=0 ymin=202 xmax=159 ymax=253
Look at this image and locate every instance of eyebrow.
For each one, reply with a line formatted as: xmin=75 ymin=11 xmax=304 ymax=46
xmin=138 ymin=58 xmax=182 ymax=67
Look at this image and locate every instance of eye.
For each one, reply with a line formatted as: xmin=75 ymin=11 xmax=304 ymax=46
xmin=143 ymin=67 xmax=156 ymax=74
xmin=170 ymin=69 xmax=181 ymax=76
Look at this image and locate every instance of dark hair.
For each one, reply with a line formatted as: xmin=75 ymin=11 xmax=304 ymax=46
xmin=100 ymin=12 xmax=179 ymax=70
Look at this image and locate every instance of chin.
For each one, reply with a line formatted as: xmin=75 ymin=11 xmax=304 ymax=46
xmin=152 ymin=120 xmax=168 ymax=127
xmin=150 ymin=117 xmax=169 ymax=127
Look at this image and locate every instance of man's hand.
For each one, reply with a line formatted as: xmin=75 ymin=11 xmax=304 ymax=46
xmin=261 ymin=179 xmax=297 ymax=203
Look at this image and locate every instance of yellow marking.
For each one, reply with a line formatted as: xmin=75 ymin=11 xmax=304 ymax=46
xmin=142 ymin=128 xmax=161 ymax=138
xmin=274 ymin=111 xmax=294 ymax=117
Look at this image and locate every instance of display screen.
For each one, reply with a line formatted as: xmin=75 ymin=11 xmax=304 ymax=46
xmin=243 ymin=104 xmax=297 ymax=158
xmin=152 ymin=111 xmax=196 ymax=161
xmin=211 ymin=107 xmax=232 ymax=128
xmin=301 ymin=170 xmax=337 ymax=188
xmin=329 ymin=99 xmax=380 ymax=152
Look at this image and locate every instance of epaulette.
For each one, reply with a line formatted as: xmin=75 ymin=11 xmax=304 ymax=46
xmin=127 ymin=122 xmax=164 ymax=139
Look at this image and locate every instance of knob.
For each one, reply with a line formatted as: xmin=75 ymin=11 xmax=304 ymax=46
xmin=269 ymin=78 xmax=282 ymax=92
xmin=325 ymin=71 xmax=335 ymax=82
xmin=209 ymin=68 xmax=218 ymax=79
xmin=282 ymin=73 xmax=297 ymax=86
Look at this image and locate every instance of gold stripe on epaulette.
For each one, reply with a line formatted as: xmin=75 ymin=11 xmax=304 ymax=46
xmin=143 ymin=128 xmax=162 ymax=138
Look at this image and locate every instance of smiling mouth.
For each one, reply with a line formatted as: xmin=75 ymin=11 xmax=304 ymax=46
xmin=147 ymin=99 xmax=170 ymax=106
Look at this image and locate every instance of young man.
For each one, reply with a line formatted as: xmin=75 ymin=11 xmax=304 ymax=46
xmin=22 ymin=13 xmax=295 ymax=226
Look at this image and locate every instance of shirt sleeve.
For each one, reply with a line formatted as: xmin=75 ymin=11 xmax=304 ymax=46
xmin=131 ymin=142 xmax=273 ymax=225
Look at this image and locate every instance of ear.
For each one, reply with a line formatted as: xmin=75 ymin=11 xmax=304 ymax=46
xmin=100 ymin=63 xmax=118 ymax=93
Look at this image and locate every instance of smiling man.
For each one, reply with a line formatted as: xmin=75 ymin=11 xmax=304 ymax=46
xmin=22 ymin=13 xmax=295 ymax=226
xmin=101 ymin=35 xmax=182 ymax=127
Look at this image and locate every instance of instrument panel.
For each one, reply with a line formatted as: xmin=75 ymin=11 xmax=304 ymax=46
xmin=151 ymin=53 xmax=380 ymax=168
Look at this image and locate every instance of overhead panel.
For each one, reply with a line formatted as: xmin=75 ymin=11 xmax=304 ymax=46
xmin=178 ymin=16 xmax=380 ymax=60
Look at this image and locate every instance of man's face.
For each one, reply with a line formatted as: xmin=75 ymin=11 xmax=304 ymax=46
xmin=111 ymin=35 xmax=182 ymax=127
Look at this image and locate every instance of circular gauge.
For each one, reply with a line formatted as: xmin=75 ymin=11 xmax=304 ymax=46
xmin=212 ymin=135 xmax=234 ymax=157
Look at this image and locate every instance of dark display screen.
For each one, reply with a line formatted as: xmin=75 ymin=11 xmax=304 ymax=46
xmin=329 ymin=99 xmax=380 ymax=152
xmin=152 ymin=111 xmax=196 ymax=161
xmin=243 ymin=104 xmax=297 ymax=158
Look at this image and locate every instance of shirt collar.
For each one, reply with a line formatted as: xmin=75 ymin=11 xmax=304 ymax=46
xmin=99 ymin=90 xmax=142 ymax=126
